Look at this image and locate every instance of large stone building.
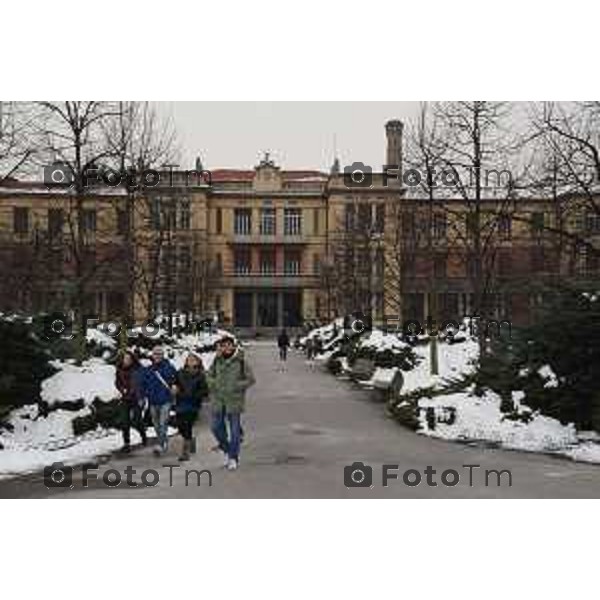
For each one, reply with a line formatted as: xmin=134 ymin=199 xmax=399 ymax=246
xmin=0 ymin=120 xmax=598 ymax=333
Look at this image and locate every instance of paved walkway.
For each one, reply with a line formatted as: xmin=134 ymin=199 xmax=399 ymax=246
xmin=3 ymin=342 xmax=600 ymax=498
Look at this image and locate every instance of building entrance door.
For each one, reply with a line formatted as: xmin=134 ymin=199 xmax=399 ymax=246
xmin=234 ymin=291 xmax=253 ymax=327
xmin=283 ymin=291 xmax=302 ymax=327
xmin=257 ymin=292 xmax=278 ymax=327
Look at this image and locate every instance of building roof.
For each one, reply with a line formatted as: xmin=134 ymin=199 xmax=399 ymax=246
xmin=210 ymin=169 xmax=327 ymax=182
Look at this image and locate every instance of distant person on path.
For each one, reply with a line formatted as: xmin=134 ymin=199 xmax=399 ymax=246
xmin=277 ymin=328 xmax=290 ymax=370
xmin=305 ymin=336 xmax=316 ymax=369
xmin=207 ymin=336 xmax=255 ymax=471
xmin=174 ymin=353 xmax=208 ymax=461
xmin=115 ymin=350 xmax=147 ymax=453
xmin=141 ymin=346 xmax=177 ymax=456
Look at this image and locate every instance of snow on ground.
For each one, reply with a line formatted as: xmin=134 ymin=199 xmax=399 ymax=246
xmin=400 ymin=340 xmax=600 ymax=464
xmin=403 ymin=338 xmax=479 ymax=394
xmin=0 ymin=431 xmax=129 ymax=480
xmin=306 ymin=319 xmax=600 ymax=465
xmin=357 ymin=329 xmax=409 ymax=353
xmin=359 ymin=367 xmax=399 ymax=389
xmin=0 ymin=403 xmax=135 ymax=479
xmin=418 ymin=386 xmax=579 ymax=453
xmin=565 ymin=442 xmax=600 ymax=463
xmin=0 ymin=327 xmax=234 ymax=479
xmin=41 ymin=359 xmax=119 ymax=406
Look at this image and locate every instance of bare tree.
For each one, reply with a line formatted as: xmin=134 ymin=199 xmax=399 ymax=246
xmin=103 ymin=101 xmax=180 ymax=320
xmin=0 ymin=101 xmax=36 ymax=182
xmin=33 ymin=101 xmax=121 ymax=359
xmin=326 ymin=196 xmax=385 ymax=320
xmin=526 ymin=102 xmax=600 ymax=280
xmin=393 ymin=102 xmax=527 ymax=333
xmin=385 ymin=103 xmax=445 ymax=325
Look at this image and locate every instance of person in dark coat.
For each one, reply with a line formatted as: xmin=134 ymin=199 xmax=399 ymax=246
xmin=115 ymin=350 xmax=147 ymax=452
xmin=174 ymin=353 xmax=208 ymax=461
xmin=277 ymin=329 xmax=290 ymax=369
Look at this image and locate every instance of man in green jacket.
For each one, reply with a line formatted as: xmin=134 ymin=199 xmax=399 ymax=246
xmin=207 ymin=335 xmax=255 ymax=471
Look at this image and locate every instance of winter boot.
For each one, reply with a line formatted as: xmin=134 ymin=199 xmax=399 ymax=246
xmin=178 ymin=439 xmax=191 ymax=462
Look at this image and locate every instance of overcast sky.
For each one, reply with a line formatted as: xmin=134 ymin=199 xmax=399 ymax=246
xmin=161 ymin=102 xmax=422 ymax=172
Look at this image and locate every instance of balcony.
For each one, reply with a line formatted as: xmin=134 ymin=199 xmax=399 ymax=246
xmin=217 ymin=272 xmax=319 ymax=288
xmin=228 ymin=233 xmax=306 ymax=245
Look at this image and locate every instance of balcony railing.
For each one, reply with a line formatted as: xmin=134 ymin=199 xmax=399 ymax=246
xmin=218 ymin=272 xmax=319 ymax=288
xmin=229 ymin=233 xmax=306 ymax=245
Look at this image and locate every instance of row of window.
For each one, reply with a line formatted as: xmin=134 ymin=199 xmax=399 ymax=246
xmin=11 ymin=201 xmax=190 ymax=236
xmin=402 ymin=247 xmax=599 ymax=279
xmin=230 ymin=249 xmax=316 ymax=276
xmin=149 ymin=198 xmax=190 ymax=230
xmin=12 ymin=207 xmax=127 ymax=236
xmin=11 ymin=205 xmax=600 ymax=239
xmin=232 ymin=208 xmax=306 ymax=236
xmin=150 ymin=246 xmax=193 ymax=272
xmin=341 ymin=248 xmax=386 ymax=278
xmin=344 ymin=204 xmax=385 ymax=233
xmin=34 ymin=244 xmax=194 ymax=274
xmin=402 ymin=292 xmax=486 ymax=322
xmin=12 ymin=206 xmax=312 ymax=236
xmin=399 ymin=211 xmax=593 ymax=241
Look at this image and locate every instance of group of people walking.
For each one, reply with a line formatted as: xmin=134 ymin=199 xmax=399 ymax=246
xmin=115 ymin=335 xmax=254 ymax=471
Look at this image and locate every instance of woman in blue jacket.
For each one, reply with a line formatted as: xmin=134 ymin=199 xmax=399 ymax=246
xmin=142 ymin=346 xmax=178 ymax=456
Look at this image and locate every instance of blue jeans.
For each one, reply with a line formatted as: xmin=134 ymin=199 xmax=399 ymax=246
xmin=211 ymin=406 xmax=242 ymax=460
xmin=150 ymin=404 xmax=170 ymax=451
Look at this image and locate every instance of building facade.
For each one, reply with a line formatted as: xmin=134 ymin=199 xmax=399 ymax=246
xmin=0 ymin=120 xmax=598 ymax=333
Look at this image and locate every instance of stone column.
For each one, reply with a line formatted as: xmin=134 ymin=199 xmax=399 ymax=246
xmin=252 ymin=291 xmax=259 ymax=330
xmin=277 ymin=292 xmax=284 ymax=328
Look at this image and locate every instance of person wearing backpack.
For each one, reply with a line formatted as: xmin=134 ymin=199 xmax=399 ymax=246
xmin=174 ymin=353 xmax=208 ymax=461
xmin=207 ymin=336 xmax=255 ymax=471
xmin=141 ymin=346 xmax=178 ymax=456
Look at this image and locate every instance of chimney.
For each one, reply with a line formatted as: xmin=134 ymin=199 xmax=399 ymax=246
xmin=385 ymin=119 xmax=403 ymax=174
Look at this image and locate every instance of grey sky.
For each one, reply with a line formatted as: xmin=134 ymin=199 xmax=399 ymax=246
xmin=162 ymin=102 xmax=422 ymax=172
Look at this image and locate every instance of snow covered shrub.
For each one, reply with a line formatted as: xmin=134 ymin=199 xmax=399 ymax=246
xmin=72 ymin=398 xmax=122 ymax=436
xmin=326 ymin=352 xmax=346 ymax=375
xmin=474 ymin=285 xmax=600 ymax=431
xmin=348 ymin=343 xmax=418 ymax=370
xmin=0 ymin=319 xmax=58 ymax=422
xmin=348 ymin=331 xmax=419 ymax=371
xmin=387 ymin=399 xmax=420 ymax=430
xmin=517 ymin=286 xmax=600 ymax=430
